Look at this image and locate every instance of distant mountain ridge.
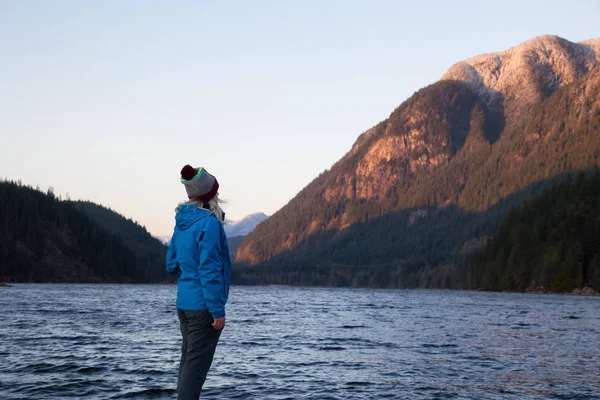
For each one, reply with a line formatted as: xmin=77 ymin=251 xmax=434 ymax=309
xmin=224 ymin=212 xmax=268 ymax=237
xmin=156 ymin=212 xmax=268 ymax=257
xmin=156 ymin=212 xmax=268 ymax=243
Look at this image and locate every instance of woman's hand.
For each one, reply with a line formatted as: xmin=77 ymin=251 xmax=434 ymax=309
xmin=212 ymin=317 xmax=226 ymax=330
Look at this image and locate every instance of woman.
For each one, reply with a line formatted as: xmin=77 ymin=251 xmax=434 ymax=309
xmin=166 ymin=164 xmax=231 ymax=400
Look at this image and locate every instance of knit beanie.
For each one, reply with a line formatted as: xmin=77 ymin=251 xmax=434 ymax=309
xmin=180 ymin=165 xmax=219 ymax=202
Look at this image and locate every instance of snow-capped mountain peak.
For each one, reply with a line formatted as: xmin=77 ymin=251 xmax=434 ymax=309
xmin=224 ymin=212 xmax=268 ymax=237
xmin=156 ymin=212 xmax=268 ymax=242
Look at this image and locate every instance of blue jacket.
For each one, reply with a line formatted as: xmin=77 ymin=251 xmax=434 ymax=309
xmin=166 ymin=204 xmax=231 ymax=318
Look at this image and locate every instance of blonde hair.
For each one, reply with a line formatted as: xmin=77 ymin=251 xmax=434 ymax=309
xmin=204 ymin=194 xmax=226 ymax=224
xmin=180 ymin=194 xmax=226 ymax=224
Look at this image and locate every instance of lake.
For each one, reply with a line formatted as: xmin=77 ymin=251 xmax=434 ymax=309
xmin=0 ymin=284 xmax=599 ymax=399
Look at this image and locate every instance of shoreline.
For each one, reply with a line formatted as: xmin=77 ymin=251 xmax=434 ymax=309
xmin=2 ymin=281 xmax=598 ymax=296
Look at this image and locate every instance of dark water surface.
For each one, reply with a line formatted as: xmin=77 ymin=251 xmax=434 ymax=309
xmin=0 ymin=284 xmax=599 ymax=399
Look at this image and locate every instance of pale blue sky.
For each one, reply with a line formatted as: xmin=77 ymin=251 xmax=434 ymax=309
xmin=1 ymin=0 xmax=598 ymax=236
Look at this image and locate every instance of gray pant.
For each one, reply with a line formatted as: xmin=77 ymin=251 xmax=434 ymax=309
xmin=177 ymin=310 xmax=222 ymax=400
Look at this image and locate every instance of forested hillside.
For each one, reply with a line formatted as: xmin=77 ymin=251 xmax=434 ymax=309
xmin=0 ymin=181 xmax=166 ymax=283
xmin=477 ymin=171 xmax=600 ymax=293
xmin=73 ymin=201 xmax=168 ymax=282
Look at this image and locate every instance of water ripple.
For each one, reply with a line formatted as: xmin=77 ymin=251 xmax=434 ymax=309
xmin=1 ymin=284 xmax=599 ymax=399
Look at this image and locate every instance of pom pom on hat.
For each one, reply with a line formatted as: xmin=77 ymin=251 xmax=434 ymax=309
xmin=180 ymin=164 xmax=219 ymax=202
xmin=180 ymin=164 xmax=197 ymax=181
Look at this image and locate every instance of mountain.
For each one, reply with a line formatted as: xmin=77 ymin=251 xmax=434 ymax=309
xmin=235 ymin=35 xmax=600 ymax=291
xmin=224 ymin=212 xmax=268 ymax=237
xmin=0 ymin=181 xmax=140 ymax=282
xmin=72 ymin=201 xmax=168 ymax=282
xmin=227 ymin=235 xmax=246 ymax=256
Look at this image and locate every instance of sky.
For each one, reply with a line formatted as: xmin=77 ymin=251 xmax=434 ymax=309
xmin=1 ymin=0 xmax=599 ymax=236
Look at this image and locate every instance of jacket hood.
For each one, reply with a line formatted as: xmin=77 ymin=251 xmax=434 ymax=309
xmin=175 ymin=203 xmax=211 ymax=230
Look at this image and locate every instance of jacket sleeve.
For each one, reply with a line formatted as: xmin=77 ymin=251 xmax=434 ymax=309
xmin=165 ymin=232 xmax=181 ymax=278
xmin=198 ymin=217 xmax=226 ymax=318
